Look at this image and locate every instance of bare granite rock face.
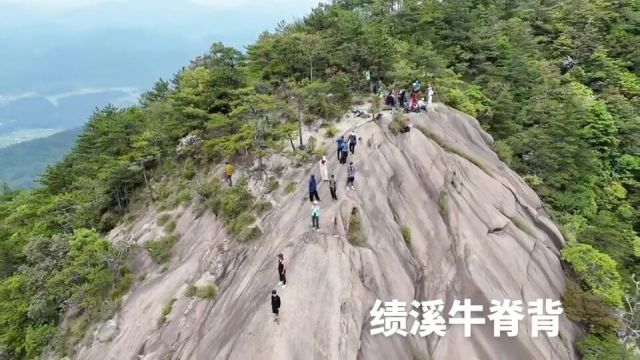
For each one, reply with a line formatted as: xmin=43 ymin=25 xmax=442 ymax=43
xmin=76 ymin=105 xmax=578 ymax=360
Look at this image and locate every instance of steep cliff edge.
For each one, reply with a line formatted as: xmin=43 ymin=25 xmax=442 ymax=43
xmin=77 ymin=104 xmax=578 ymax=360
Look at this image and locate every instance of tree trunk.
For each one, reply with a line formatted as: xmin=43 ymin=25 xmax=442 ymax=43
xmin=297 ymin=106 xmax=304 ymax=150
xmin=288 ymin=133 xmax=296 ymax=151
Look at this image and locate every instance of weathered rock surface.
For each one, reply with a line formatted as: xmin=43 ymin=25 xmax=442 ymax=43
xmin=76 ymin=105 xmax=578 ymax=360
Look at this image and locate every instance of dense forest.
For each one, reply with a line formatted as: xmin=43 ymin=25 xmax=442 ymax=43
xmin=0 ymin=129 xmax=81 ymax=188
xmin=0 ymin=0 xmax=638 ymax=358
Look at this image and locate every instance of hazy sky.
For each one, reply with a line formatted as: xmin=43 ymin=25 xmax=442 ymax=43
xmin=0 ymin=0 xmax=325 ymax=132
xmin=0 ymin=0 xmax=323 ymax=43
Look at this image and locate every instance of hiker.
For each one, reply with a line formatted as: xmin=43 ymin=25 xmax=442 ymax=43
xmin=348 ymin=131 xmax=357 ymax=155
xmin=340 ymin=140 xmax=349 ymax=165
xmin=412 ymin=80 xmax=421 ymax=92
xmin=401 ymin=117 xmax=412 ymax=133
xmin=319 ymin=156 xmax=329 ymax=181
xmin=277 ymin=253 xmax=287 ymax=288
xmin=271 ymin=290 xmax=281 ymax=323
xmin=427 ymin=84 xmax=435 ymax=112
xmin=336 ymin=136 xmax=345 ymax=160
xmin=409 ymin=91 xmax=421 ymax=112
xmin=329 ymin=174 xmax=338 ymax=200
xmin=225 ymin=162 xmax=234 ymax=186
xmin=311 ymin=200 xmax=320 ymax=231
xmin=385 ymin=91 xmax=396 ymax=107
xmin=347 ymin=162 xmax=356 ymax=190
xmin=309 ymin=175 xmax=320 ymax=202
xmin=399 ymin=89 xmax=407 ymax=108
xmin=418 ymin=97 xmax=427 ymax=110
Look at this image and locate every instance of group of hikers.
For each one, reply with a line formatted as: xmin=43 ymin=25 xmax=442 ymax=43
xmin=272 ymin=129 xmax=361 ymax=322
xmin=271 ymin=76 xmax=435 ymax=323
xmin=376 ymin=79 xmax=435 ymax=113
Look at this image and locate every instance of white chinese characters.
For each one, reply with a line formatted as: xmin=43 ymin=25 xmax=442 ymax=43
xmin=370 ymin=298 xmax=563 ymax=338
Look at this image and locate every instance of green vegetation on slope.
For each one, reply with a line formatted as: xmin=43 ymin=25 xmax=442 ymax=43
xmin=0 ymin=128 xmax=81 ymax=188
xmin=0 ymin=0 xmax=638 ymax=358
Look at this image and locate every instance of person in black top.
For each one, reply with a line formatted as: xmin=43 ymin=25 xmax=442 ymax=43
xmin=348 ymin=131 xmax=357 ymax=155
xmin=277 ymin=253 xmax=287 ymax=288
xmin=329 ymin=175 xmax=338 ymax=200
xmin=271 ymin=290 xmax=281 ymax=323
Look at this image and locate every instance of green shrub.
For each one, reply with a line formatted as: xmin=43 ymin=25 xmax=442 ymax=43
xmin=562 ymin=280 xmax=618 ymax=330
xmin=325 ymin=125 xmax=338 ymax=138
xmin=196 ymin=285 xmax=217 ymax=299
xmin=512 ymin=217 xmax=532 ymax=235
xmin=389 ymin=112 xmax=406 ymax=135
xmin=401 ymin=226 xmax=412 ymax=244
xmin=185 ymin=284 xmax=217 ymax=299
xmin=522 ymin=174 xmax=544 ymax=187
xmin=561 ymin=243 xmax=624 ymax=307
xmin=417 ymin=125 xmax=491 ymax=175
xmin=438 ymin=190 xmax=449 ymax=221
xmin=184 ymin=284 xmax=197 ymax=297
xmin=145 ymin=234 xmax=179 ymax=264
xmin=284 ymin=182 xmax=297 ymax=194
xmin=157 ymin=213 xmax=171 ymax=226
xmin=159 ymin=298 xmax=177 ymax=325
xmin=495 ymin=140 xmax=513 ymax=165
xmin=24 ymin=325 xmax=57 ymax=359
xmin=254 ymin=201 xmax=272 ymax=214
xmin=267 ymin=178 xmax=279 ymax=193
xmin=348 ymin=210 xmax=365 ymax=246
xmin=183 ymin=158 xmax=196 ymax=180
xmin=164 ymin=220 xmax=177 ymax=233
xmin=578 ymin=331 xmax=636 ymax=360
xmin=111 ymin=272 xmax=133 ymax=299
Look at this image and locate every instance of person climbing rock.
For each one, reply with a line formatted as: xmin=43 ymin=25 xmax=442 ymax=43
xmin=309 ymin=175 xmax=320 ymax=202
xmin=348 ymin=131 xmax=357 ymax=155
xmin=277 ymin=253 xmax=287 ymax=288
xmin=336 ymin=136 xmax=345 ymax=160
xmin=329 ymin=174 xmax=338 ymax=200
xmin=225 ymin=161 xmax=234 ymax=186
xmin=347 ymin=162 xmax=356 ymax=190
xmin=427 ymin=84 xmax=435 ymax=112
xmin=401 ymin=117 xmax=412 ymax=133
xmin=311 ymin=200 xmax=320 ymax=231
xmin=340 ymin=140 xmax=349 ymax=165
xmin=319 ymin=156 xmax=329 ymax=181
xmin=271 ymin=290 xmax=281 ymax=323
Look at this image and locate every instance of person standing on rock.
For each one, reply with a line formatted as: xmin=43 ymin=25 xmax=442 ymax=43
xmin=271 ymin=290 xmax=281 ymax=324
xmin=329 ymin=174 xmax=338 ymax=200
xmin=336 ymin=136 xmax=345 ymax=161
xmin=399 ymin=88 xmax=407 ymax=109
xmin=340 ymin=140 xmax=349 ymax=165
xmin=348 ymin=131 xmax=357 ymax=155
xmin=309 ymin=175 xmax=320 ymax=202
xmin=311 ymin=200 xmax=320 ymax=231
xmin=427 ymin=84 xmax=435 ymax=112
xmin=319 ymin=156 xmax=329 ymax=181
xmin=225 ymin=161 xmax=234 ymax=186
xmin=347 ymin=162 xmax=356 ymax=190
xmin=277 ymin=253 xmax=287 ymax=288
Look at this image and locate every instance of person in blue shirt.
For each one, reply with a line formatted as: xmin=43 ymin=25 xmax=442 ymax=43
xmin=336 ymin=136 xmax=345 ymax=160
xmin=309 ymin=175 xmax=320 ymax=202
xmin=340 ymin=141 xmax=349 ymax=165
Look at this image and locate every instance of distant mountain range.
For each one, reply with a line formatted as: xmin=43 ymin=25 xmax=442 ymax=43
xmin=0 ymin=128 xmax=81 ymax=188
